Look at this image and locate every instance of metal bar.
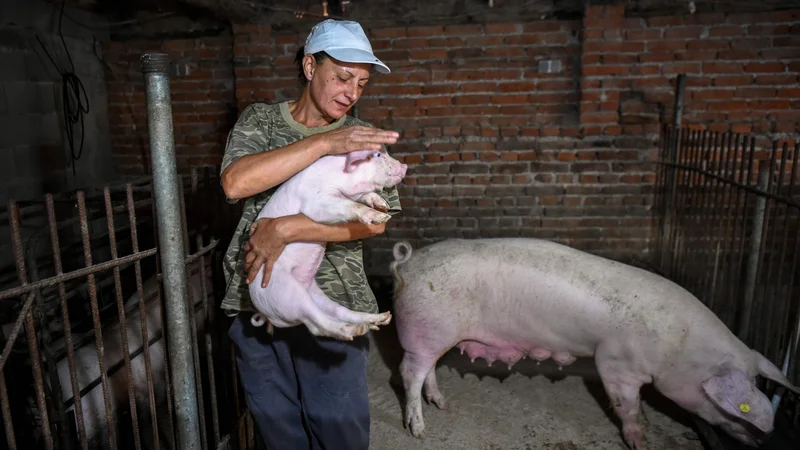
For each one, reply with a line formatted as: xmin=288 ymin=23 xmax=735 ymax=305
xmin=0 ymin=249 xmax=158 ymax=301
xmin=127 ymin=183 xmax=161 ymax=450
xmin=180 ymin=182 xmax=209 ymax=450
xmin=739 ymin=140 xmax=768 ymax=343
xmin=761 ymin=143 xmax=784 ymax=359
xmin=104 ymin=187 xmax=143 ymax=450
xmin=0 ymin=369 xmax=16 ymax=449
xmin=659 ymin=74 xmax=686 ymax=271
xmin=27 ymin=247 xmax=68 ymax=450
xmin=78 ymin=191 xmax=118 ymax=449
xmin=198 ymin=235 xmax=221 ymax=446
xmin=46 ymin=193 xmax=89 ymax=449
xmin=8 ymin=199 xmax=55 ymax=450
xmin=141 ymin=51 xmax=202 ymax=450
xmin=773 ymin=142 xmax=800 ymax=411
xmin=0 ymin=292 xmax=36 ymax=372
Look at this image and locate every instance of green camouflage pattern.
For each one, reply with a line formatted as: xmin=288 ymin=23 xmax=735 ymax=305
xmin=220 ymin=101 xmax=401 ymax=317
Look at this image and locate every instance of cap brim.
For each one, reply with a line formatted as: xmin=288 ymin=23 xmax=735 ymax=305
xmin=325 ymin=48 xmax=391 ymax=74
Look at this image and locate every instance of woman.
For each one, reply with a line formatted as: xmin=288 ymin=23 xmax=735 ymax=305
xmin=219 ymin=19 xmax=402 ymax=450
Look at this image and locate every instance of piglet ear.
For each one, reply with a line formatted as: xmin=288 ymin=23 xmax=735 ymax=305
xmin=344 ymin=150 xmax=374 ymax=173
xmin=701 ymin=369 xmax=774 ymax=434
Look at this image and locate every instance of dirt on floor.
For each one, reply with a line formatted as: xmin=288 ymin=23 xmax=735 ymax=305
xmin=364 ymin=314 xmax=705 ymax=450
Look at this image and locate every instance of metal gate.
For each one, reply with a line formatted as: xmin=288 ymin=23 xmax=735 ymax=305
xmin=0 ymin=54 xmax=259 ymax=450
xmin=651 ymin=76 xmax=800 ymax=444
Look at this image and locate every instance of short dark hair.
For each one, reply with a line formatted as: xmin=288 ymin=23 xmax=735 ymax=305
xmin=295 ymin=46 xmax=330 ymax=85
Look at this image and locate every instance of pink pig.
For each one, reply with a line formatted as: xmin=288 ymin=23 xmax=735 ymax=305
xmin=248 ymin=149 xmax=407 ymax=341
xmin=389 ymin=238 xmax=800 ymax=449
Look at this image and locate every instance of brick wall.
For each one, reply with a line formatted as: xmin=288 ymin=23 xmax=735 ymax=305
xmin=102 ymin=35 xmax=236 ymax=174
xmin=582 ymin=6 xmax=800 ymax=136
xmin=105 ymin=6 xmax=800 ymax=274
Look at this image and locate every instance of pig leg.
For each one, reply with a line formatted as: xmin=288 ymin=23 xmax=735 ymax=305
xmin=253 ymin=270 xmax=371 ymax=340
xmin=595 ymin=344 xmax=650 ymax=450
xmin=302 ymin=195 xmax=391 ymax=225
xmin=358 ymin=192 xmax=389 ymax=211
xmin=307 ymin=282 xmax=392 ymax=329
xmin=423 ymin=368 xmax=447 ymax=409
xmin=400 ymin=351 xmax=441 ymax=437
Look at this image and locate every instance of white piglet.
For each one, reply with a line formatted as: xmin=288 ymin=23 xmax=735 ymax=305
xmin=248 ymin=149 xmax=407 ymax=341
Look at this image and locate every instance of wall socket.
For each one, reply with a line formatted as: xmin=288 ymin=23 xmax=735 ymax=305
xmin=538 ymin=59 xmax=562 ymax=74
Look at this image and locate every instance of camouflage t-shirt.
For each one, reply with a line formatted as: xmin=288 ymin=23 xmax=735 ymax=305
xmin=219 ymin=101 xmax=402 ymax=317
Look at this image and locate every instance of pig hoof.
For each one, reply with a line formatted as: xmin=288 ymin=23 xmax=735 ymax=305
xmin=409 ymin=418 xmax=425 ymax=438
xmin=373 ymin=212 xmax=391 ymax=224
xmin=426 ymin=393 xmax=448 ymax=410
xmin=251 ymin=313 xmax=266 ymax=327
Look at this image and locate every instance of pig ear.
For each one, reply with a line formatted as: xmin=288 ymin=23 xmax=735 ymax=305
xmin=753 ymin=350 xmax=800 ymax=394
xmin=701 ymin=369 xmax=773 ymax=433
xmin=344 ymin=150 xmax=375 ymax=173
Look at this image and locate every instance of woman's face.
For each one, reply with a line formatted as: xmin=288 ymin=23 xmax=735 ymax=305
xmin=304 ymin=54 xmax=372 ymax=121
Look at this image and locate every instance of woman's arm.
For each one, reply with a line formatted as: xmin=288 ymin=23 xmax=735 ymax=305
xmin=243 ymin=213 xmax=388 ymax=287
xmin=222 ymin=136 xmax=328 ymax=200
xmin=221 ymin=123 xmax=400 ymax=201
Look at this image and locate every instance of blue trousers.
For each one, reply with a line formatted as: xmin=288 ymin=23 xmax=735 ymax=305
xmin=228 ymin=312 xmax=371 ymax=450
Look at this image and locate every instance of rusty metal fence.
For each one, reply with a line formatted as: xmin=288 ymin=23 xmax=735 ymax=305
xmin=0 ymin=53 xmax=260 ymax=450
xmin=651 ymin=120 xmax=800 ymax=433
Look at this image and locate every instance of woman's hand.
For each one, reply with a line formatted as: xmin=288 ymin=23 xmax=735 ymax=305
xmin=320 ymin=125 xmax=400 ymax=155
xmin=243 ymin=217 xmax=287 ymax=288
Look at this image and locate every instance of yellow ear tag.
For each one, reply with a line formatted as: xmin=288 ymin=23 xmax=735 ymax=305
xmin=739 ymin=403 xmax=750 ymax=413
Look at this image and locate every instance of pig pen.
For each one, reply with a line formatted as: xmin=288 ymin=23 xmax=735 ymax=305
xmin=0 ymin=166 xmax=257 ymax=450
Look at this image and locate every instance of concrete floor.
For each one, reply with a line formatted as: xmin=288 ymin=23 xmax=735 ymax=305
xmin=364 ymin=318 xmax=706 ymax=450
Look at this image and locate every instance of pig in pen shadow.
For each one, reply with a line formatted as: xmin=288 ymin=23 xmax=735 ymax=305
xmin=0 ymin=171 xmax=243 ymax=450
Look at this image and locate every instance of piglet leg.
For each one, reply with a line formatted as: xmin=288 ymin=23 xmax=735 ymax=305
xmin=308 ymin=282 xmax=392 ymax=329
xmin=302 ymin=195 xmax=391 ymax=225
xmin=250 ymin=270 xmax=370 ymax=341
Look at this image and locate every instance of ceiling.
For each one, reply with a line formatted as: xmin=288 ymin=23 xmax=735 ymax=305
xmin=57 ymin=0 xmax=800 ymax=36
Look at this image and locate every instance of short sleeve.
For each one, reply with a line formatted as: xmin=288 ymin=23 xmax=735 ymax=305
xmin=220 ymin=104 xmax=270 ymax=203
xmin=221 ymin=104 xmax=270 ymax=175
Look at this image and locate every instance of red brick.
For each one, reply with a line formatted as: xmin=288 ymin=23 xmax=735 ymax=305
xmin=485 ymin=23 xmax=521 ymax=34
xmin=703 ymin=62 xmax=744 ymax=73
xmin=372 ymin=27 xmax=407 ymax=38
xmin=625 ymin=29 xmax=662 ymax=40
xmin=648 ymin=39 xmax=692 ymax=52
xmin=583 ymin=65 xmax=628 ymax=76
xmin=745 ymin=62 xmax=787 ymax=73
xmin=445 ymin=24 xmax=484 ymax=35
xmin=709 ymin=26 xmax=745 ymax=37
xmin=777 ymin=88 xmax=800 ymax=98
xmin=407 ymin=26 xmax=443 ymax=37
xmin=693 ymin=89 xmax=735 ymax=100
xmin=664 ymin=26 xmax=706 ymax=39
xmin=581 ymin=111 xmax=619 ymax=124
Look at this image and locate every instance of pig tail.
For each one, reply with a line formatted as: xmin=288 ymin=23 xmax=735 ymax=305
xmin=390 ymin=241 xmax=413 ymax=300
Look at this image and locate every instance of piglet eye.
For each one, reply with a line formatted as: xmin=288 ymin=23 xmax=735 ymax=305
xmin=373 ymin=152 xmax=382 ymax=158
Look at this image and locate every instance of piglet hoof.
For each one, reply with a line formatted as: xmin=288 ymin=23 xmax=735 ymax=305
xmin=358 ymin=208 xmax=391 ymax=225
xmin=361 ymin=193 xmax=389 ymax=211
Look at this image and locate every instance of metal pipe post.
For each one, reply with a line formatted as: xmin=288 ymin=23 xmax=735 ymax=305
xmin=659 ymin=74 xmax=686 ymax=273
xmin=738 ymin=162 xmax=770 ymax=343
xmin=140 ymin=52 xmax=202 ymax=450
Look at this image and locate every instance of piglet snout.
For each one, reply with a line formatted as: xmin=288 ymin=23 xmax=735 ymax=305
xmin=398 ymin=163 xmax=408 ymax=177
